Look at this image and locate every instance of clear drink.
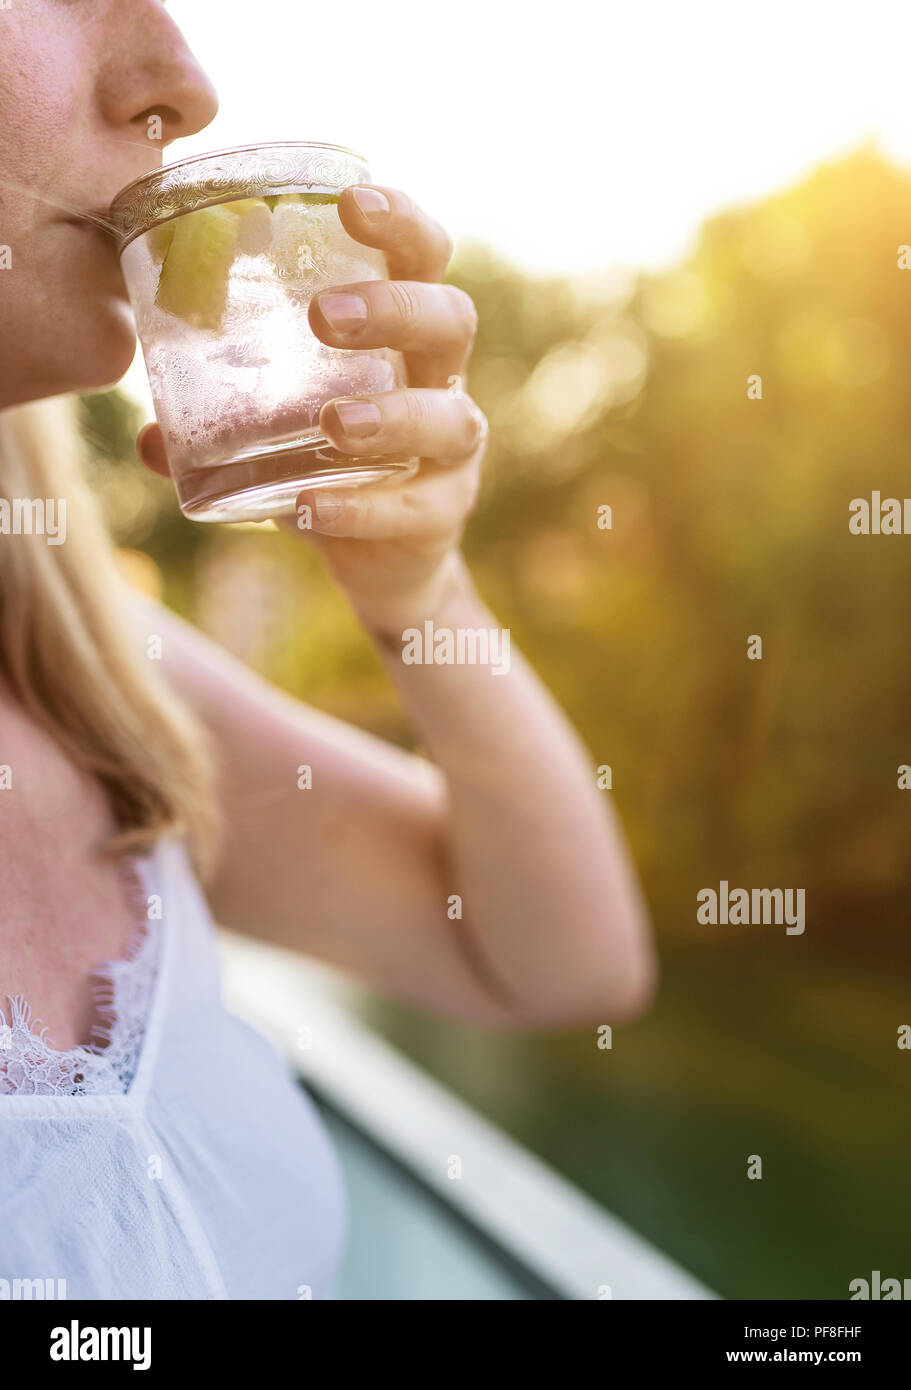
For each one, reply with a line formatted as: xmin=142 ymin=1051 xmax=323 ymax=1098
xmin=111 ymin=144 xmax=417 ymax=523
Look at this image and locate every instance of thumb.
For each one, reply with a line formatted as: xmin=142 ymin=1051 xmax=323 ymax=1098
xmin=136 ymin=422 xmax=171 ymax=478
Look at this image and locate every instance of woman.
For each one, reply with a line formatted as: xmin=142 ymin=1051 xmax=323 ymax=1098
xmin=0 ymin=0 xmax=656 ymax=1299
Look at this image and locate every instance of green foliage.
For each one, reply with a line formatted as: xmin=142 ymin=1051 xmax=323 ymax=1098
xmin=454 ymin=146 xmax=911 ymax=943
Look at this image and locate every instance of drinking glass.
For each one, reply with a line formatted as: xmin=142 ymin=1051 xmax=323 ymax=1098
xmin=110 ymin=142 xmax=418 ymax=523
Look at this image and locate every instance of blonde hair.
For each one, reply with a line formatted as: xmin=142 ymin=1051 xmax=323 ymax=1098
xmin=0 ymin=396 xmax=220 ymax=879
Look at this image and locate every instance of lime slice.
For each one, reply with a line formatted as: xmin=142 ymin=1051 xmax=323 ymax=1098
xmin=264 ymin=192 xmax=338 ymax=211
xmin=147 ymin=219 xmax=176 ymax=264
xmin=155 ymin=204 xmax=241 ymax=332
xmin=222 ymin=197 xmax=268 ymax=215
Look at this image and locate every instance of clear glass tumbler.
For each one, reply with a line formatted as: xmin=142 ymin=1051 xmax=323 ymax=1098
xmin=110 ymin=142 xmax=418 ymax=523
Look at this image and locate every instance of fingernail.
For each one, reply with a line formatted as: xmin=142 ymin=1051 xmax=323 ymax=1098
xmin=317 ymin=291 xmax=368 ymax=334
xmin=333 ymin=399 xmax=382 ymax=439
xmin=314 ymin=492 xmax=344 ymax=523
xmin=351 ymin=186 xmax=390 ymax=220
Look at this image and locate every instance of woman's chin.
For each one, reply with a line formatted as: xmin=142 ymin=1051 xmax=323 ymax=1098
xmin=65 ymin=301 xmax=138 ymax=394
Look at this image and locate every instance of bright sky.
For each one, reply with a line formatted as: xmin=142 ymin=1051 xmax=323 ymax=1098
xmin=123 ymin=0 xmax=911 ymax=411
xmin=164 ymin=0 xmax=911 ymax=273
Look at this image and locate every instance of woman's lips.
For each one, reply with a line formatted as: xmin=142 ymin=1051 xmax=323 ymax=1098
xmin=65 ymin=217 xmax=115 ymax=239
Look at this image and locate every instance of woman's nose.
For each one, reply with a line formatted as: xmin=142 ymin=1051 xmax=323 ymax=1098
xmin=96 ymin=1 xmax=219 ymax=145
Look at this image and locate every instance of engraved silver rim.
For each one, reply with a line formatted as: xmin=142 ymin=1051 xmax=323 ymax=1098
xmin=109 ymin=140 xmax=371 ymax=250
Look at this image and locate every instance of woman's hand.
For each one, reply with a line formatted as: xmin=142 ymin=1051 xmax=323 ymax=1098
xmin=137 ymin=185 xmax=488 ymax=631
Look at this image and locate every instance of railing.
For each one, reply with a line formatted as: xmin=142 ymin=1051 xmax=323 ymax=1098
xmin=218 ymin=930 xmax=716 ymax=1301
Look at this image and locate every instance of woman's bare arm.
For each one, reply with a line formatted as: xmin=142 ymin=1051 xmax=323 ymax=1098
xmin=132 ymin=572 xmax=656 ymax=1031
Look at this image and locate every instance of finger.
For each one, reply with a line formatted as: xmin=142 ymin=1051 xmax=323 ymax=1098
xmin=294 ymin=459 xmax=480 ymax=542
xmin=337 ymin=185 xmax=453 ymax=283
xmin=309 ymin=280 xmax=477 ymax=387
xmin=136 ymin=423 xmax=171 ymax=478
xmin=320 ymin=388 xmax=487 ymax=465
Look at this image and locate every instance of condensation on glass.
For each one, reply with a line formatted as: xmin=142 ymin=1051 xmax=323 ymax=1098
xmin=110 ymin=143 xmax=417 ymax=523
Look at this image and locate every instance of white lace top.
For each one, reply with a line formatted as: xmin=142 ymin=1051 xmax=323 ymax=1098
xmin=0 ymin=836 xmax=347 ymax=1299
xmin=0 ymin=858 xmax=159 ymax=1098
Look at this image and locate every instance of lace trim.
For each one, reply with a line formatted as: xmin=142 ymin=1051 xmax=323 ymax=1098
xmin=0 ymin=856 xmax=159 ymax=1097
